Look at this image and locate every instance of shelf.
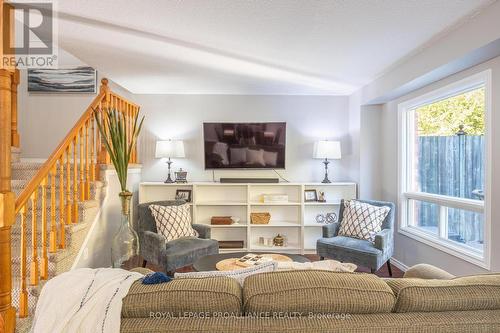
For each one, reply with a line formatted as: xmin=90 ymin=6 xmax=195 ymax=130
xmin=207 ymin=223 xmax=248 ymax=228
xmin=220 ymin=248 xmax=248 ymax=253
xmin=304 ymin=223 xmax=330 ymax=227
xmin=304 ymin=201 xmax=341 ymax=206
xmin=196 ymin=201 xmax=247 ymax=206
xmin=250 ymin=244 xmax=300 ymax=251
xmin=250 ymin=221 xmax=301 ymax=228
xmin=250 ymin=202 xmax=301 ymax=206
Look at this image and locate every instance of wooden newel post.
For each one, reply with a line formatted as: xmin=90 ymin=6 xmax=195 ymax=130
xmin=0 ymin=69 xmax=16 ymax=333
xmin=98 ymin=78 xmax=111 ymax=165
xmin=10 ymin=69 xmax=19 ymax=148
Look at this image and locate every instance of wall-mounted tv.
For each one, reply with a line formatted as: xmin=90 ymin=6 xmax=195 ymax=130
xmin=203 ymin=122 xmax=286 ymax=169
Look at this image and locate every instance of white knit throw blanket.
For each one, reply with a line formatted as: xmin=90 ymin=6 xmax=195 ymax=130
xmin=277 ymin=260 xmax=357 ymax=272
xmin=31 ymin=268 xmax=143 ymax=333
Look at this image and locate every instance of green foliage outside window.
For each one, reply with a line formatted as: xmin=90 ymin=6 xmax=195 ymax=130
xmin=416 ymin=87 xmax=485 ymax=136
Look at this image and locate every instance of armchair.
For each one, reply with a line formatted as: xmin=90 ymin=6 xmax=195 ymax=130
xmin=137 ymin=200 xmax=219 ymax=275
xmin=316 ymin=199 xmax=395 ymax=276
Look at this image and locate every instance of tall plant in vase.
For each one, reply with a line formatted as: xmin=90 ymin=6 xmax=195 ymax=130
xmin=94 ymin=107 xmax=144 ymax=268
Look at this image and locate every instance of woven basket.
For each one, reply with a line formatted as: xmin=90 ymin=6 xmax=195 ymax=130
xmin=250 ymin=212 xmax=271 ymax=224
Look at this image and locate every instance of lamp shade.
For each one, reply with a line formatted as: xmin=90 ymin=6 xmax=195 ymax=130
xmin=313 ymin=140 xmax=341 ymax=159
xmin=155 ymin=140 xmax=185 ymax=159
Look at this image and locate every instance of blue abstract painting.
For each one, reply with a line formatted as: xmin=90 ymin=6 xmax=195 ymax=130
xmin=28 ymin=66 xmax=97 ymax=93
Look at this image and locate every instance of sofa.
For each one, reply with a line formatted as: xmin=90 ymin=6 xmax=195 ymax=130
xmin=120 ymin=264 xmax=500 ymax=332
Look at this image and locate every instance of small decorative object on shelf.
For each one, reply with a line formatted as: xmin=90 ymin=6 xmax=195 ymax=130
xmin=318 ymin=191 xmax=326 ymax=202
xmin=262 ymin=194 xmax=289 ymax=203
xmin=175 ymin=189 xmax=192 ymax=202
xmin=273 ymin=234 xmax=285 ymax=247
xmin=175 ymin=168 xmax=188 ymax=183
xmin=316 ymin=212 xmax=338 ymax=224
xmin=250 ymin=212 xmax=271 ymax=224
xmin=231 ymin=216 xmax=241 ymax=224
xmin=326 ymin=212 xmax=337 ymax=224
xmin=211 ymin=216 xmax=233 ymax=225
xmin=304 ymin=189 xmax=318 ymax=202
xmin=315 ymin=214 xmax=325 ymax=223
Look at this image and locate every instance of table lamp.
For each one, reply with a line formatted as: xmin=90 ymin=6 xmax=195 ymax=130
xmin=313 ymin=140 xmax=341 ymax=183
xmin=155 ymin=140 xmax=185 ymax=183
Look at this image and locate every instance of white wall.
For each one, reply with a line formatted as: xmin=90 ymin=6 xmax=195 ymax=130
xmin=377 ymin=56 xmax=500 ymax=275
xmin=74 ymin=167 xmax=142 ymax=268
xmin=17 ymin=50 xmax=132 ymax=158
xmin=135 ymin=94 xmax=354 ymax=183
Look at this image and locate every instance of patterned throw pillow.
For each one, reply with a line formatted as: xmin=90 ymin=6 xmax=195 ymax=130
xmin=338 ymin=200 xmax=390 ymax=242
xmin=149 ymin=204 xmax=198 ymax=242
xmin=174 ymin=261 xmax=278 ymax=286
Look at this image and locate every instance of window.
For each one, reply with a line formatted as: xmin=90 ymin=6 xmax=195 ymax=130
xmin=398 ymin=71 xmax=491 ymax=268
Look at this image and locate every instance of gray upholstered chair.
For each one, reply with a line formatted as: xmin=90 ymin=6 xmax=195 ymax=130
xmin=316 ymin=199 xmax=395 ymax=276
xmin=137 ymin=200 xmax=219 ymax=275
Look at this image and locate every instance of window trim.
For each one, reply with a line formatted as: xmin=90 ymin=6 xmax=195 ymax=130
xmin=398 ymin=70 xmax=492 ymax=269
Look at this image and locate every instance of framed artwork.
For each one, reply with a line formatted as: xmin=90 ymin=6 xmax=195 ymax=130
xmin=304 ymin=189 xmax=318 ymax=202
xmin=175 ymin=189 xmax=192 ymax=203
xmin=27 ymin=66 xmax=97 ymax=93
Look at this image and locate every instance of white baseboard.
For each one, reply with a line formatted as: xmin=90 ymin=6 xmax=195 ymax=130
xmin=390 ymin=257 xmax=409 ymax=272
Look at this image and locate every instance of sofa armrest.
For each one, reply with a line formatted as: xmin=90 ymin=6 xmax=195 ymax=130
xmin=192 ymin=224 xmax=211 ymax=239
xmin=141 ymin=231 xmax=167 ymax=265
xmin=322 ymin=222 xmax=340 ymax=238
xmin=374 ymin=228 xmax=392 ymax=251
xmin=403 ymin=264 xmax=455 ymax=280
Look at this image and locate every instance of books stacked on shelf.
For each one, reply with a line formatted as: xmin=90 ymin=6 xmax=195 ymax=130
xmin=261 ymin=194 xmax=289 ymax=203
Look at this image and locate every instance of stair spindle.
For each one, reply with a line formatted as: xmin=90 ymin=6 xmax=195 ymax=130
xmin=65 ymin=147 xmax=72 ymax=225
xmin=30 ymin=191 xmax=40 ymax=286
xmin=79 ymin=129 xmax=85 ymax=201
xmin=40 ymin=178 xmax=48 ymax=280
xmin=19 ymin=205 xmax=28 ymax=318
xmin=73 ymin=138 xmax=78 ymax=223
xmin=58 ymin=157 xmax=66 ymax=249
xmin=84 ymin=121 xmax=90 ymax=199
xmin=90 ymin=114 xmax=96 ymax=182
xmin=49 ymin=167 xmax=57 ymax=254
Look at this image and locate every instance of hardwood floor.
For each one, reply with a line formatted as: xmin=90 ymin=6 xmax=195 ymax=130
xmin=135 ymin=254 xmax=404 ymax=278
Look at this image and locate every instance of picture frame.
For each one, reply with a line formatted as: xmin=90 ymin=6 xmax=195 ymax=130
xmin=175 ymin=189 xmax=192 ymax=203
xmin=304 ymin=189 xmax=318 ymax=202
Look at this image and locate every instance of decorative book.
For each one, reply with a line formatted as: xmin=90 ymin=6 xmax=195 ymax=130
xmin=261 ymin=194 xmax=289 ymax=203
xmin=234 ymin=254 xmax=274 ymax=268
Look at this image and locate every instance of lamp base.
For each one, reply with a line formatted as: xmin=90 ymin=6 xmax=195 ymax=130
xmin=321 ymin=159 xmax=331 ymax=183
xmin=164 ymin=159 xmax=174 ymax=183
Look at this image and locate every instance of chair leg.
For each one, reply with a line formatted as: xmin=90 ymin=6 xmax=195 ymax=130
xmin=370 ymin=268 xmax=376 ymax=274
xmin=387 ymin=259 xmax=393 ymax=277
xmin=319 ymin=256 xmax=325 ymax=261
xmin=166 ymin=270 xmax=175 ymax=277
xmin=142 ymin=259 xmax=147 ymax=268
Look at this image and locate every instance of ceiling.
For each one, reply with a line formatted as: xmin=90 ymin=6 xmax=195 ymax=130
xmin=53 ymin=0 xmax=495 ymax=95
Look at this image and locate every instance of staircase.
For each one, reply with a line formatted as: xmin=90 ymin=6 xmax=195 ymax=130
xmin=11 ymin=161 xmax=106 ymax=332
xmin=0 ymin=73 xmax=141 ymax=332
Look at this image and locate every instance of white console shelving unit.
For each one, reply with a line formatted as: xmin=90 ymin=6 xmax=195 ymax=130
xmin=139 ymin=182 xmax=357 ymax=254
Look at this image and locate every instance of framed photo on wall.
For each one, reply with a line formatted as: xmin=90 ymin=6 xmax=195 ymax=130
xmin=27 ymin=66 xmax=97 ymax=93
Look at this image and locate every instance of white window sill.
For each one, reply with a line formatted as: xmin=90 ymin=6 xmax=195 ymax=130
xmin=399 ymin=226 xmax=489 ymax=269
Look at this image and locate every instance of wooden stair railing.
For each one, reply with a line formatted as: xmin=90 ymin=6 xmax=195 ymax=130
xmin=0 ymin=77 xmax=140 ymax=330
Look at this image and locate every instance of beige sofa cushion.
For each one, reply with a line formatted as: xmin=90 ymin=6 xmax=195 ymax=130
xmin=387 ymin=274 xmax=500 ymax=313
xmin=243 ymin=270 xmax=395 ymax=315
xmin=122 ymin=277 xmax=242 ymax=317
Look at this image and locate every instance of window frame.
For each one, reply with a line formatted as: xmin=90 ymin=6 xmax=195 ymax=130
xmin=397 ymin=70 xmax=492 ymax=269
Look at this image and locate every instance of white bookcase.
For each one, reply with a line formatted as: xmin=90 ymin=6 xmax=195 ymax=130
xmin=139 ymin=182 xmax=357 ymax=254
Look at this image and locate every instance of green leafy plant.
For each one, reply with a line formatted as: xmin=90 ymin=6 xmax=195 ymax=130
xmin=94 ymin=108 xmax=144 ymax=193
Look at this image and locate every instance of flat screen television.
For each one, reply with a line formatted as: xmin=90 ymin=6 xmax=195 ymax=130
xmin=203 ymin=122 xmax=286 ymax=169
